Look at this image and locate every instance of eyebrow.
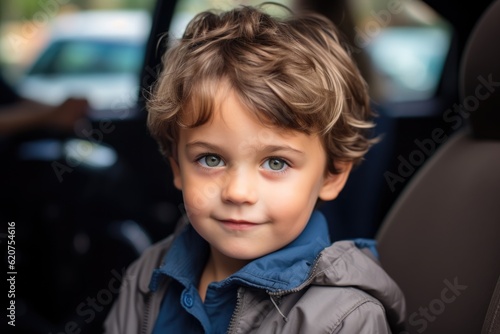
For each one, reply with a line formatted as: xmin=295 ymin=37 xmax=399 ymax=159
xmin=185 ymin=141 xmax=221 ymax=152
xmin=185 ymin=141 xmax=305 ymax=155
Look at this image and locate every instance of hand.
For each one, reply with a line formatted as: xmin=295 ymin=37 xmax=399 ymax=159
xmin=45 ymin=97 xmax=89 ymax=132
xmin=0 ymin=97 xmax=89 ymax=136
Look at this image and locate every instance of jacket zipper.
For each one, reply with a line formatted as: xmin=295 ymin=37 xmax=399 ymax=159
xmin=226 ymin=253 xmax=323 ymax=332
xmin=141 ymin=291 xmax=153 ymax=334
xmin=141 ymin=276 xmax=172 ymax=334
xmin=267 ymin=253 xmax=323 ymax=297
xmin=226 ymin=287 xmax=245 ymax=334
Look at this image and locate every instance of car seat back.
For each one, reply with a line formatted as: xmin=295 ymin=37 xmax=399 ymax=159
xmin=376 ymin=0 xmax=500 ymax=333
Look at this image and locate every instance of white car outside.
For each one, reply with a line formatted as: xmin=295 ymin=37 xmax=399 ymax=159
xmin=16 ymin=10 xmax=151 ymax=112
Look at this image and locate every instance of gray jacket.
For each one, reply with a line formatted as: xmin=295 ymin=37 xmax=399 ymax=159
xmin=104 ymin=234 xmax=406 ymax=333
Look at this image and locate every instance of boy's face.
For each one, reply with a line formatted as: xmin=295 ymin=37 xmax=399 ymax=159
xmin=170 ymin=89 xmax=351 ymax=262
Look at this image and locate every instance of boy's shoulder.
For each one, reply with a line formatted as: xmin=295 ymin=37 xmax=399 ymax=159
xmin=271 ymin=285 xmax=390 ymax=333
xmin=313 ymin=240 xmax=406 ymax=331
xmin=126 ymin=216 xmax=191 ymax=289
xmin=234 ymin=240 xmax=405 ymax=333
xmin=314 ymin=240 xmax=404 ymax=307
xmin=124 ymin=233 xmax=177 ymax=293
xmin=104 ymin=233 xmax=177 ymax=334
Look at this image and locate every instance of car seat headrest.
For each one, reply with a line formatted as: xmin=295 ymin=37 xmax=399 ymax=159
xmin=460 ymin=0 xmax=500 ymax=140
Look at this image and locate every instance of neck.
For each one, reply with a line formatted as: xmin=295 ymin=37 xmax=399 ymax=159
xmin=198 ymin=246 xmax=250 ymax=301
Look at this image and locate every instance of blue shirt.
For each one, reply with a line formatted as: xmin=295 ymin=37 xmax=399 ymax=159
xmin=150 ymin=211 xmax=332 ymax=334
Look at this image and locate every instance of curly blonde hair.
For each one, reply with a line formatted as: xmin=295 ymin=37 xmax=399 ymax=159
xmin=147 ymin=4 xmax=377 ymax=173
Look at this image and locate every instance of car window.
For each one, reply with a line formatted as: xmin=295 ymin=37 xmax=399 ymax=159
xmin=29 ymin=39 xmax=144 ymax=75
xmin=168 ymin=0 xmax=295 ymax=42
xmin=348 ymin=0 xmax=452 ymax=103
xmin=366 ymin=26 xmax=451 ymax=102
xmin=0 ymin=1 xmax=155 ymax=116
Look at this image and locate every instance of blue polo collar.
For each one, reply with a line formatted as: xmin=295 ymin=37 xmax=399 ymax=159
xmin=149 ymin=210 xmax=331 ymax=293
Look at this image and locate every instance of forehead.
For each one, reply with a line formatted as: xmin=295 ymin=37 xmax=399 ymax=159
xmin=181 ymin=81 xmax=310 ymax=137
xmin=178 ymin=89 xmax=325 ymax=155
xmin=182 ymin=87 xmax=274 ymax=136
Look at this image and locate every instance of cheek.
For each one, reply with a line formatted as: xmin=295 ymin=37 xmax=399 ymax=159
xmin=180 ymin=167 xmax=221 ymax=209
xmin=181 ymin=184 xmax=214 ymax=218
xmin=268 ymin=174 xmax=322 ymax=207
xmin=265 ymin=188 xmax=316 ymax=225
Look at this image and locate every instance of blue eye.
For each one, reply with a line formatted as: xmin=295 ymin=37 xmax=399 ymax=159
xmin=262 ymin=158 xmax=288 ymax=171
xmin=197 ymin=155 xmax=225 ymax=167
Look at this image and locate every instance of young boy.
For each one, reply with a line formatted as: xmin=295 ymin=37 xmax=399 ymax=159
xmin=104 ymin=4 xmax=406 ymax=333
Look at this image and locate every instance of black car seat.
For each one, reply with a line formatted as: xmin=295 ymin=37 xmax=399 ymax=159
xmin=375 ymin=0 xmax=500 ymax=333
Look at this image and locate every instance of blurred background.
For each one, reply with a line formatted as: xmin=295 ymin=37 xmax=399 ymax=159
xmin=1 ymin=0 xmax=155 ymax=113
xmin=0 ymin=0 xmax=476 ymax=333
xmin=0 ymin=0 xmax=452 ymax=108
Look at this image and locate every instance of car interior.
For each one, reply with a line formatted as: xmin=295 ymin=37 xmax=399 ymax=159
xmin=377 ymin=1 xmax=500 ymax=333
xmin=0 ymin=0 xmax=498 ymax=333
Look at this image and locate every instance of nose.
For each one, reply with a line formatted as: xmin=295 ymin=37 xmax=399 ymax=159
xmin=221 ymin=168 xmax=258 ymax=205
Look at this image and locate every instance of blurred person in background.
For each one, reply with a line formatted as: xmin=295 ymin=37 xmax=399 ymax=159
xmin=0 ymin=73 xmax=88 ymax=137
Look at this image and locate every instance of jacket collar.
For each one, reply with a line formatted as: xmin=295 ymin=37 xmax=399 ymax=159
xmin=149 ymin=210 xmax=331 ymax=293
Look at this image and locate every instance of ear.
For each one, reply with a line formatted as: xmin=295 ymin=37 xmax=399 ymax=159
xmin=169 ymin=157 xmax=183 ymax=190
xmin=318 ymin=162 xmax=353 ymax=201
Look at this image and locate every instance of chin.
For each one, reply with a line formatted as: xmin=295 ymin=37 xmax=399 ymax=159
xmin=218 ymin=245 xmax=267 ymax=261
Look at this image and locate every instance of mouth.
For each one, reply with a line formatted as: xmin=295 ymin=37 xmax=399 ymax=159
xmin=217 ymin=219 xmax=261 ymax=231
